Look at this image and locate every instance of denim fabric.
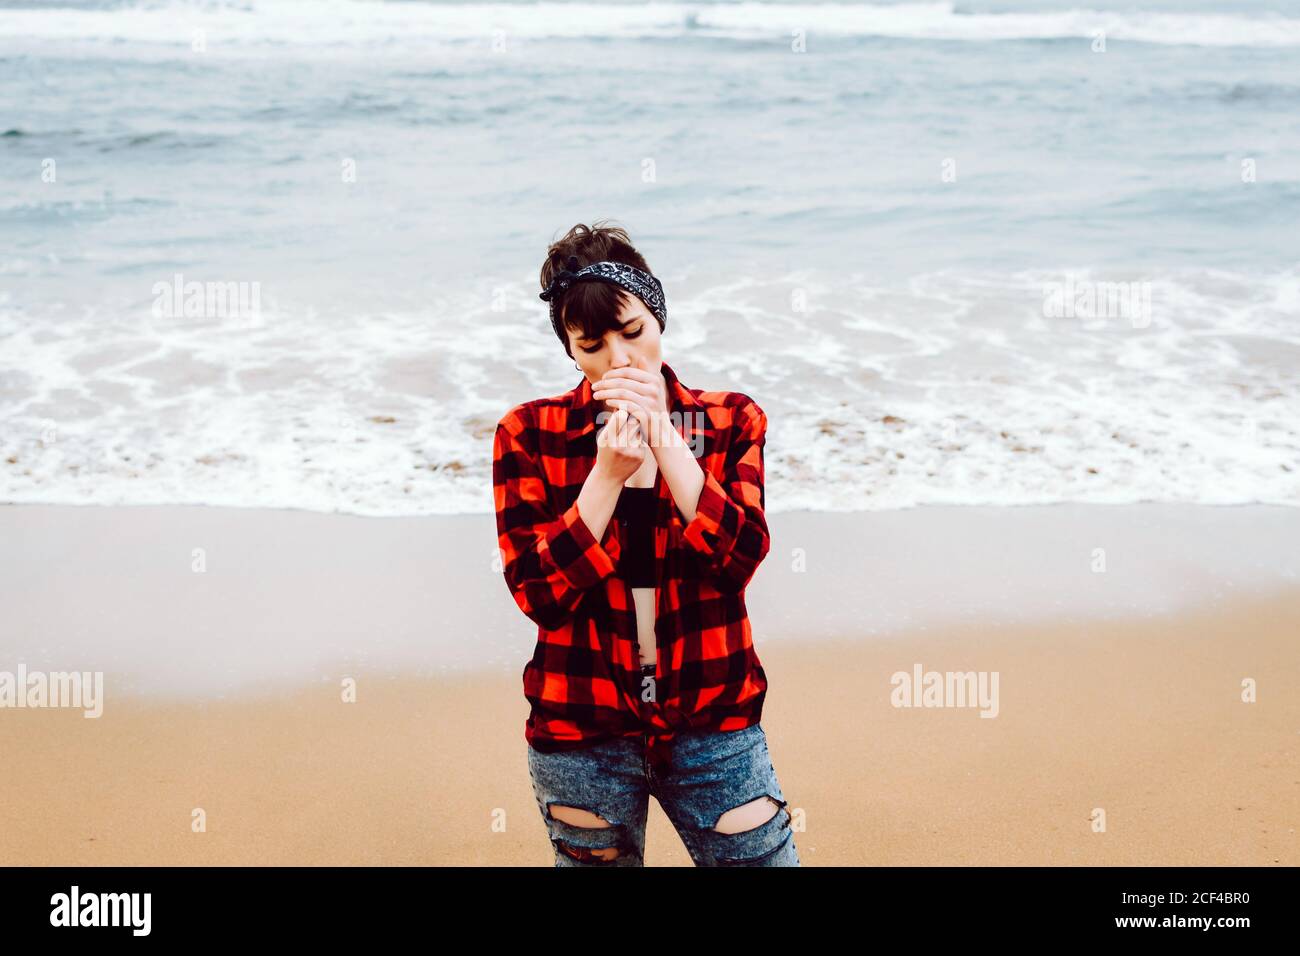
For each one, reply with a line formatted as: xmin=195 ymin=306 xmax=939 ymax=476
xmin=526 ymin=719 xmax=799 ymax=867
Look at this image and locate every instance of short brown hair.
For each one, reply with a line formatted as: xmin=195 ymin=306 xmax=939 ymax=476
xmin=540 ymin=220 xmax=660 ymax=358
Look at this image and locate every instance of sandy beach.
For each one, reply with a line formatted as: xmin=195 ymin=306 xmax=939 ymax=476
xmin=2 ymin=502 xmax=1298 ymax=866
xmin=6 ymin=0 xmax=1299 ymax=880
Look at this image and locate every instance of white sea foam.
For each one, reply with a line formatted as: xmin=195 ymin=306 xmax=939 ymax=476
xmin=3 ymin=1 xmax=1300 ymax=49
xmin=2 ymin=267 xmax=1297 ymax=515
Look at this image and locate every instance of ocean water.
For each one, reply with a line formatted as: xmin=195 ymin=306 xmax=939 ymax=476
xmin=1 ymin=0 xmax=1297 ymax=515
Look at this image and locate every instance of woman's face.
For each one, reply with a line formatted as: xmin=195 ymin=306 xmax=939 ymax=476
xmin=567 ymin=293 xmax=662 ymax=416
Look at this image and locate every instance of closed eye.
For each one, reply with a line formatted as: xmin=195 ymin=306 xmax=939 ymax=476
xmin=579 ymin=324 xmax=643 ymax=353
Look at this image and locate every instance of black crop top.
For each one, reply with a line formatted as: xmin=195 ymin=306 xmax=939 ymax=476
xmin=614 ymin=485 xmax=657 ymax=587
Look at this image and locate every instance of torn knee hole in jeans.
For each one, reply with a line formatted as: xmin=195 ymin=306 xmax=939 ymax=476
xmin=711 ymin=794 xmax=789 ymax=835
xmin=555 ymin=840 xmax=622 ymax=863
xmin=547 ymin=803 xmax=622 ymax=861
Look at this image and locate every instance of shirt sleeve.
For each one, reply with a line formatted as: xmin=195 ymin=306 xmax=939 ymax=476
xmin=493 ymin=413 xmax=620 ymax=630
xmin=679 ymin=399 xmax=771 ymax=592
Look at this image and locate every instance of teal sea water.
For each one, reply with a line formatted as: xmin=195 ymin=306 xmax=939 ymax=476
xmin=1 ymin=0 xmax=1297 ymax=514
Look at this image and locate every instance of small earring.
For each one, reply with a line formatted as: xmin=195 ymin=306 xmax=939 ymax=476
xmin=574 ymin=361 xmax=580 ymax=370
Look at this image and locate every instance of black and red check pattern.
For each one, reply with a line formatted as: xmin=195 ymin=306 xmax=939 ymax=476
xmin=492 ymin=361 xmax=772 ymax=760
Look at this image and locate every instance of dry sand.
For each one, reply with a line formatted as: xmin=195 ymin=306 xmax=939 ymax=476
xmin=1 ymin=503 xmax=1297 ymax=865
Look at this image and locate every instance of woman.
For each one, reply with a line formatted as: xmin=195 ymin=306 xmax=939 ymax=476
xmin=492 ymin=221 xmax=799 ymax=866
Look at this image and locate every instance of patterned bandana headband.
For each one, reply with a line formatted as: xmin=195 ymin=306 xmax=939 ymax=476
xmin=539 ymin=255 xmax=668 ymax=346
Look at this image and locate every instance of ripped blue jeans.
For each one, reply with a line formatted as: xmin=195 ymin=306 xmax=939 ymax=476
xmin=526 ymin=713 xmax=799 ymax=867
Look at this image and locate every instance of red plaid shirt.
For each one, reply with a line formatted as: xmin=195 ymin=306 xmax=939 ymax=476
xmin=492 ymin=361 xmax=771 ymax=764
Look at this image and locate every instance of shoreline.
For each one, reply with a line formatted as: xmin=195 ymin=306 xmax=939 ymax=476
xmin=1 ymin=501 xmax=1297 ymax=697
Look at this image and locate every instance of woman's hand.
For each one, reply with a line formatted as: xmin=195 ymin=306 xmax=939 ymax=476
xmin=592 ymin=359 xmax=670 ymax=446
xmin=593 ymin=406 xmax=647 ymax=485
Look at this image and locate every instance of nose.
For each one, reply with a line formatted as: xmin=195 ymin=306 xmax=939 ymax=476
xmin=608 ymin=339 xmax=633 ymax=368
